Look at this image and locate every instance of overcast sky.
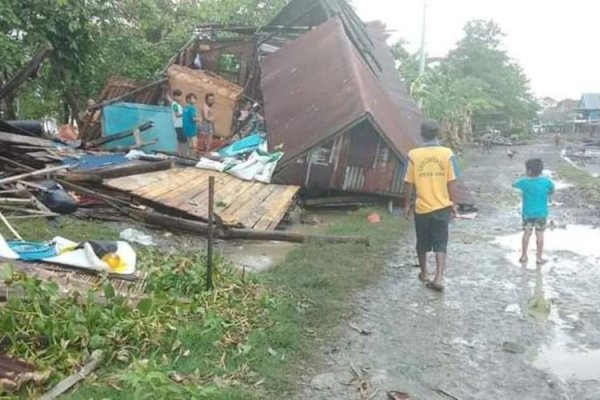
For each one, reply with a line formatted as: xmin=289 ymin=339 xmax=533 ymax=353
xmin=353 ymin=0 xmax=600 ymax=100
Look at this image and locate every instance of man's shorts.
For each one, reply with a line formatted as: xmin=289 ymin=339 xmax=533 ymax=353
xmin=523 ymin=218 xmax=547 ymax=232
xmin=415 ymin=207 xmax=451 ymax=254
xmin=175 ymin=127 xmax=187 ymax=143
xmin=200 ymin=121 xmax=215 ymax=135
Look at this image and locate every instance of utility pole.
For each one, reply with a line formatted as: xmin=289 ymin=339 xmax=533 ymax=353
xmin=418 ymin=0 xmax=428 ymax=75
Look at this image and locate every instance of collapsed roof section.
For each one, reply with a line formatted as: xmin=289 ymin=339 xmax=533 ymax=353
xmin=266 ymin=0 xmax=380 ymax=74
xmin=262 ymin=17 xmax=418 ymax=168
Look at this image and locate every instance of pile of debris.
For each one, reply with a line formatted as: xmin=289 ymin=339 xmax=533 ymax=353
xmin=2 ymin=0 xmax=478 ymax=243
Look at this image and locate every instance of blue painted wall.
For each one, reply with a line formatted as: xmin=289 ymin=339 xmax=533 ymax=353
xmin=102 ymin=102 xmax=177 ymax=152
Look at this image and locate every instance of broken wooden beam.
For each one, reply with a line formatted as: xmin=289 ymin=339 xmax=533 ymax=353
xmin=0 ymin=165 xmax=70 ymax=186
xmin=222 ymin=228 xmax=370 ymax=245
xmin=0 ymin=131 xmax=55 ymax=148
xmin=132 ymin=210 xmax=369 ymax=245
xmin=39 ymin=350 xmax=103 ymax=400
xmin=64 ymin=160 xmax=173 ymax=182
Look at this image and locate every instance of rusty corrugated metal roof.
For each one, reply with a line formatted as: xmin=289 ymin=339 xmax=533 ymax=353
xmin=262 ymin=17 xmax=418 ymax=167
xmin=365 ymin=21 xmax=422 ymax=138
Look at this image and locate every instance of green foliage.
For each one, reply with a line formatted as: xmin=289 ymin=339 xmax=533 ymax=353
xmin=1 ymin=0 xmax=288 ymax=118
xmin=393 ymin=19 xmax=539 ymax=146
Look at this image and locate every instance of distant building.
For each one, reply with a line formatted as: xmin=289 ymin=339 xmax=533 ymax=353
xmin=575 ymin=93 xmax=600 ymax=134
xmin=539 ymin=96 xmax=558 ymax=111
xmin=538 ymin=98 xmax=578 ymax=133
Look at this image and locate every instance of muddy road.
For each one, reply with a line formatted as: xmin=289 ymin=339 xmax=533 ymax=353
xmin=297 ymin=140 xmax=600 ymax=400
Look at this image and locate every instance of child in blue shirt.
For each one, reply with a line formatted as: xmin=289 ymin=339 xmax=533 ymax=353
xmin=513 ymin=158 xmax=555 ymax=265
xmin=183 ymin=93 xmax=200 ymax=155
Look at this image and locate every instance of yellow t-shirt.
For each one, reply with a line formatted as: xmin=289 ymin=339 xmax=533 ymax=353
xmin=404 ymin=145 xmax=459 ymax=215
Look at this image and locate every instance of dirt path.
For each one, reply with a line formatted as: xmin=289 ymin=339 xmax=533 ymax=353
xmin=297 ymin=140 xmax=600 ymax=400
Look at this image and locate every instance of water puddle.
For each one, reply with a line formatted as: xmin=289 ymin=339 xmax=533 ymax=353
xmin=534 ymin=307 xmax=600 ymax=382
xmin=495 ymin=225 xmax=600 ymax=266
xmin=221 ymin=241 xmax=297 ymax=272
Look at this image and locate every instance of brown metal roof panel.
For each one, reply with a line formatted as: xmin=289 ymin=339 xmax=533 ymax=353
xmin=261 ymin=18 xmax=367 ymax=166
xmin=266 ymin=17 xmax=417 ymax=159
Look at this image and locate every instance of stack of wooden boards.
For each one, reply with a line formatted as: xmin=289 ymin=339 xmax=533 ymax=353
xmin=0 ymin=130 xmax=299 ymax=232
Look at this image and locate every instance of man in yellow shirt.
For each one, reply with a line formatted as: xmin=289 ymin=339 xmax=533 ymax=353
xmin=404 ymin=120 xmax=460 ymax=292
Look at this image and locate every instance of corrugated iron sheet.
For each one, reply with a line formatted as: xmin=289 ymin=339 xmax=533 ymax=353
xmin=366 ymin=21 xmax=422 ymax=137
xmin=262 ymin=17 xmax=418 ymax=168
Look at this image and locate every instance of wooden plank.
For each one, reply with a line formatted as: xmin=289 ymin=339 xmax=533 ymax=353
xmin=175 ymin=176 xmax=228 ymax=220
xmin=66 ymin=160 xmax=172 ymax=182
xmin=156 ymin=170 xmax=212 ymax=205
xmin=104 ymin=169 xmax=174 ymax=192
xmin=243 ymin=185 xmax=291 ymax=230
xmin=236 ymin=183 xmax=280 ymax=228
xmin=134 ymin=168 xmax=195 ymax=198
xmin=163 ymin=173 xmax=219 ymax=209
xmin=216 ymin=182 xmax=267 ymax=226
xmin=132 ymin=168 xmax=192 ymax=197
xmin=253 ymin=186 xmax=300 ymax=230
xmin=211 ymin=177 xmax=258 ymax=214
xmin=178 ymin=173 xmax=236 ymax=212
xmin=0 ymin=130 xmax=54 ymax=147
xmin=160 ymin=168 xmax=215 ymax=204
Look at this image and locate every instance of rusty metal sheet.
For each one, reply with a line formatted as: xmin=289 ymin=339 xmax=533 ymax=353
xmin=262 ymin=17 xmax=418 ymax=168
xmin=365 ymin=21 xmax=422 ymax=139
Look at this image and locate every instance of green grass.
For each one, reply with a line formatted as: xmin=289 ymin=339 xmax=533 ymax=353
xmin=0 ymin=216 xmax=119 ymax=242
xmin=558 ymin=162 xmax=600 ymax=203
xmin=1 ymin=209 xmax=405 ymax=399
xmin=252 ymin=209 xmax=406 ymax=395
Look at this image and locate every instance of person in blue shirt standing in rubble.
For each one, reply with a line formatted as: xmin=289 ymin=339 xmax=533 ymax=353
xmin=183 ymin=93 xmax=201 ymax=156
xmin=169 ymin=89 xmax=186 ymax=156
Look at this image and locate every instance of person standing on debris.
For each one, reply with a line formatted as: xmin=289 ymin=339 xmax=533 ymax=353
xmin=183 ymin=93 xmax=201 ymax=155
xmin=513 ymin=158 xmax=555 ymax=265
xmin=170 ymin=89 xmax=185 ymax=156
xmin=404 ymin=120 xmax=460 ymax=292
xmin=200 ymin=93 xmax=216 ymax=152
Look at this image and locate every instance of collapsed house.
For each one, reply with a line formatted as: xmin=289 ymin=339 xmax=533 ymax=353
xmin=262 ymin=17 xmax=418 ymax=196
xmin=74 ymin=0 xmax=473 ymax=205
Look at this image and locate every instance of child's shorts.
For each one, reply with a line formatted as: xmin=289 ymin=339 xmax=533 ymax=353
xmin=523 ymin=218 xmax=547 ymax=232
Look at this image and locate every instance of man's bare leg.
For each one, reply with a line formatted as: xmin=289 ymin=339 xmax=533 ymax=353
xmin=520 ymin=230 xmax=532 ymax=263
xmin=433 ymin=252 xmax=446 ymax=287
xmin=418 ymin=251 xmax=430 ymax=281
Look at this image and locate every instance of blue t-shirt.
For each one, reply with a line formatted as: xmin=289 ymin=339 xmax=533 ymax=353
xmin=513 ymin=176 xmax=555 ymax=219
xmin=182 ymin=104 xmax=198 ymax=138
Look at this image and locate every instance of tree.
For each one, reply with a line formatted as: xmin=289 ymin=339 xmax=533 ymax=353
xmin=445 ymin=20 xmax=538 ymax=135
xmin=391 ymin=19 xmax=538 ymax=147
xmin=1 ymin=0 xmax=288 ymax=121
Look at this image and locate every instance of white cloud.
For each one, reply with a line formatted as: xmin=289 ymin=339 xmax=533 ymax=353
xmin=353 ymin=0 xmax=600 ymax=99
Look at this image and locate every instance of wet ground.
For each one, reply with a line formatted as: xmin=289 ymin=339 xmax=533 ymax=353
xmin=296 ymin=141 xmax=600 ymax=400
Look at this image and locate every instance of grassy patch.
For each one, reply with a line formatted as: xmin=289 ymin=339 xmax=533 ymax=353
xmin=0 ymin=216 xmax=119 ymax=242
xmin=557 ymin=162 xmax=600 ymax=203
xmin=253 ymin=209 xmax=406 ymax=395
xmin=0 ymin=209 xmax=405 ymax=399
